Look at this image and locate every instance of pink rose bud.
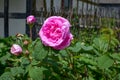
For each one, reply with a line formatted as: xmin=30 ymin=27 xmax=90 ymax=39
xmin=23 ymin=40 xmax=29 ymax=45
xmin=25 ymin=50 xmax=29 ymax=55
xmin=10 ymin=44 xmax=22 ymax=55
xmin=27 ymin=15 xmax=36 ymax=25
xmin=39 ymin=16 xmax=73 ymax=50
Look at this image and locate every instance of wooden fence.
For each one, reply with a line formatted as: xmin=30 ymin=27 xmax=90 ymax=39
xmin=32 ymin=7 xmax=120 ymax=40
xmin=34 ymin=7 xmax=119 ymax=29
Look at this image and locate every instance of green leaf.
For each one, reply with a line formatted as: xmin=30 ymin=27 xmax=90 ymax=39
xmin=59 ymin=50 xmax=68 ymax=57
xmin=88 ymin=65 xmax=97 ymax=72
xmin=10 ymin=67 xmax=24 ymax=76
xmin=110 ymin=53 xmax=120 ymax=61
xmin=0 ymin=53 xmax=11 ymax=65
xmin=0 ymin=72 xmax=15 ymax=80
xmin=68 ymin=42 xmax=81 ymax=52
xmin=113 ymin=73 xmax=120 ymax=80
xmin=29 ymin=66 xmax=46 ymax=80
xmin=20 ymin=57 xmax=30 ymax=67
xmin=51 ymin=72 xmax=61 ymax=80
xmin=79 ymin=56 xmax=97 ymax=66
xmin=0 ymin=43 xmax=6 ymax=49
xmin=97 ymin=55 xmax=114 ymax=69
xmin=81 ymin=46 xmax=93 ymax=51
xmin=31 ymin=59 xmax=40 ymax=66
xmin=93 ymin=49 xmax=100 ymax=56
xmin=88 ymin=76 xmax=95 ymax=80
xmin=93 ymin=38 xmax=108 ymax=54
xmin=32 ymin=40 xmax=48 ymax=61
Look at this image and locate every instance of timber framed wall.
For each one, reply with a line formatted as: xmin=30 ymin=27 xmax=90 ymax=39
xmin=0 ymin=0 xmax=32 ymax=37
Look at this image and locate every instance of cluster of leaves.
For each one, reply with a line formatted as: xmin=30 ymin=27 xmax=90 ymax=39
xmin=100 ymin=18 xmax=116 ymax=28
xmin=0 ymin=27 xmax=120 ymax=80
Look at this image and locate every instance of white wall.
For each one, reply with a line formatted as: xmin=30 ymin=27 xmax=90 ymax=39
xmin=0 ymin=0 xmax=4 ymax=37
xmin=9 ymin=0 xmax=26 ymax=13
xmin=0 ymin=19 xmax=4 ymax=37
xmin=9 ymin=19 xmax=26 ymax=36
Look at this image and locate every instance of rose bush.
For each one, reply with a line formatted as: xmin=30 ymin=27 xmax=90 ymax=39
xmin=39 ymin=16 xmax=73 ymax=50
xmin=0 ymin=15 xmax=120 ymax=80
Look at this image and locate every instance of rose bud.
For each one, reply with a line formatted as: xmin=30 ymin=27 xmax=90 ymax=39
xmin=10 ymin=44 xmax=22 ymax=56
xmin=27 ymin=15 xmax=36 ymax=25
xmin=25 ymin=50 xmax=29 ymax=55
xmin=23 ymin=40 xmax=29 ymax=45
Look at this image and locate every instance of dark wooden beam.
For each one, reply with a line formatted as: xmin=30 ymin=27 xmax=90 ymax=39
xmin=99 ymin=4 xmax=120 ymax=7
xmin=26 ymin=0 xmax=32 ymax=36
xmin=0 ymin=12 xmax=26 ymax=19
xmin=9 ymin=13 xmax=26 ymax=19
xmin=4 ymin=0 xmax=9 ymax=37
xmin=79 ymin=0 xmax=98 ymax=5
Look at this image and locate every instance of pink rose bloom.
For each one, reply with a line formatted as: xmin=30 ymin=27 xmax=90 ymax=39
xmin=27 ymin=15 xmax=36 ymax=25
xmin=39 ymin=16 xmax=73 ymax=50
xmin=10 ymin=44 xmax=22 ymax=55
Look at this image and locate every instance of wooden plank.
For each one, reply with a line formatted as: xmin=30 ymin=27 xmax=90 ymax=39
xmin=99 ymin=0 xmax=120 ymax=4
xmin=26 ymin=0 xmax=32 ymax=37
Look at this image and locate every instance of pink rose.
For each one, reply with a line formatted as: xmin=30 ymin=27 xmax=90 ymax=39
xmin=10 ymin=44 xmax=22 ymax=55
xmin=39 ymin=16 xmax=73 ymax=50
xmin=27 ymin=15 xmax=36 ymax=25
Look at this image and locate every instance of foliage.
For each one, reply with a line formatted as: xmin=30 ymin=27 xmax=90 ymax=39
xmin=100 ymin=18 xmax=117 ymax=28
xmin=0 ymin=27 xmax=120 ymax=80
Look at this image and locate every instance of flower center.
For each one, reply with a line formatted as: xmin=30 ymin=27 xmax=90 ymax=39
xmin=43 ymin=25 xmax=62 ymax=43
